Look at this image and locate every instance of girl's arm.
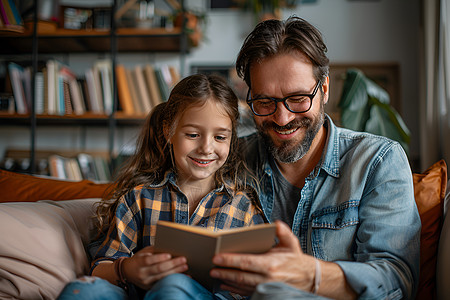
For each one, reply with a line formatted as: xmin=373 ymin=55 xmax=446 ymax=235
xmin=92 ymin=246 xmax=189 ymax=290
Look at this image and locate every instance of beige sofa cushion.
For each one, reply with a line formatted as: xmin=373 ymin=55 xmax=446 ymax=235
xmin=0 ymin=198 xmax=100 ymax=300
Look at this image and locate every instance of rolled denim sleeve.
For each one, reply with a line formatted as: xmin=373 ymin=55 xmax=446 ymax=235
xmin=335 ymin=143 xmax=420 ymax=300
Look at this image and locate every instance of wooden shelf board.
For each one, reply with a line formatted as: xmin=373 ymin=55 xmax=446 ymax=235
xmin=0 ymin=27 xmax=185 ymax=54
xmin=0 ymin=112 xmax=146 ymax=126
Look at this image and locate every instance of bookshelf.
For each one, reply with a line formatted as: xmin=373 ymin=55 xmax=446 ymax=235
xmin=0 ymin=0 xmax=189 ymax=175
xmin=0 ymin=27 xmax=186 ymax=54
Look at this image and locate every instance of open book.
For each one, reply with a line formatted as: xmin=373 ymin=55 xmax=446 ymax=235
xmin=154 ymin=221 xmax=277 ymax=291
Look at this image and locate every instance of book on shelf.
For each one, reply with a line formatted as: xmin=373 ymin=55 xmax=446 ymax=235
xmin=143 ymin=64 xmax=163 ymax=108
xmin=7 ymin=62 xmax=28 ymax=114
xmin=46 ymin=60 xmax=58 ymax=115
xmin=22 ymin=66 xmax=32 ymax=111
xmin=93 ymin=155 xmax=111 ymax=182
xmin=42 ymin=67 xmax=48 ymax=114
xmin=77 ymin=153 xmax=99 ymax=181
xmin=168 ymin=65 xmax=181 ymax=87
xmin=0 ymin=0 xmax=24 ymax=32
xmin=94 ymin=60 xmax=114 ymax=115
xmin=84 ymin=68 xmax=103 ymax=114
xmin=115 ymin=64 xmax=135 ymax=115
xmin=154 ymin=67 xmax=170 ymax=102
xmin=133 ymin=64 xmax=153 ymax=114
xmin=59 ymin=65 xmax=85 ymax=115
xmin=126 ymin=67 xmax=144 ymax=113
xmin=64 ymin=157 xmax=83 ymax=181
xmin=48 ymin=154 xmax=68 ymax=179
xmin=154 ymin=221 xmax=277 ymax=292
xmin=35 ymin=71 xmax=45 ymax=114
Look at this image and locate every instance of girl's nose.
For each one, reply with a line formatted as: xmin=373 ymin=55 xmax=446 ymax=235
xmin=199 ymin=137 xmax=213 ymax=154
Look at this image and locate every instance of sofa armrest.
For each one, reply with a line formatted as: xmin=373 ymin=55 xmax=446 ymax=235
xmin=0 ymin=198 xmax=100 ymax=300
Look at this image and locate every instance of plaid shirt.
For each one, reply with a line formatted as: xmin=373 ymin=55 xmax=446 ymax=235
xmin=93 ymin=172 xmax=265 ymax=262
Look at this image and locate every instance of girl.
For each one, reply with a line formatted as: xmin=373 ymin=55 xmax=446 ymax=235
xmin=58 ymin=74 xmax=265 ymax=300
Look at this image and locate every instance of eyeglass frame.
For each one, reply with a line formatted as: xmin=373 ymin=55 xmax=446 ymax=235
xmin=246 ymin=80 xmax=322 ymax=116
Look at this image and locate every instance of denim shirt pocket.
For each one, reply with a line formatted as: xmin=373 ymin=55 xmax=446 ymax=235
xmin=310 ymin=200 xmax=360 ymax=261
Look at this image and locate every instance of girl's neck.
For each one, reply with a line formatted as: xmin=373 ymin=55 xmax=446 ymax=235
xmin=177 ymin=177 xmax=215 ymax=216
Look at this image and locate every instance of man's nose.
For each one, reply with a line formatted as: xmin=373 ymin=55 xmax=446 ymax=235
xmin=272 ymin=102 xmax=296 ymax=126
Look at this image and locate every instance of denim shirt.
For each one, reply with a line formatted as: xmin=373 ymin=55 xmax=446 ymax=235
xmin=240 ymin=115 xmax=420 ymax=300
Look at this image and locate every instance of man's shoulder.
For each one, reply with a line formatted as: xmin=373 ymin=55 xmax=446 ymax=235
xmin=334 ymin=125 xmax=402 ymax=154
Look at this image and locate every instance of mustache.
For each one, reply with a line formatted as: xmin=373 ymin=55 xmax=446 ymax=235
xmin=260 ymin=118 xmax=312 ymax=131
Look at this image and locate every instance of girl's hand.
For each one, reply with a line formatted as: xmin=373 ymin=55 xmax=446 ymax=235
xmin=122 ymin=246 xmax=188 ymax=290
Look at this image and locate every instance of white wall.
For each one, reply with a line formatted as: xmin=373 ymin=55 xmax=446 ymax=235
xmin=0 ymin=0 xmax=422 ymax=165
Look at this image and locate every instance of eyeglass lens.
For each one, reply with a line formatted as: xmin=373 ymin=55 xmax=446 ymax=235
xmin=252 ymin=96 xmax=312 ymax=115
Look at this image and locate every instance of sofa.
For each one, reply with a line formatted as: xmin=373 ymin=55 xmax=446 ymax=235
xmin=0 ymin=160 xmax=448 ymax=300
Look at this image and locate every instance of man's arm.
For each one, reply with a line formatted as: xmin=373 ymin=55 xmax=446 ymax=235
xmin=210 ymin=220 xmax=357 ymax=300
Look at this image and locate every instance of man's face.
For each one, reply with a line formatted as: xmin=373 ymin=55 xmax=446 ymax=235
xmin=249 ymin=52 xmax=329 ymax=163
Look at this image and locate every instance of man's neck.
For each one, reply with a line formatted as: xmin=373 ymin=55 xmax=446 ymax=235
xmin=276 ymin=125 xmax=327 ymax=189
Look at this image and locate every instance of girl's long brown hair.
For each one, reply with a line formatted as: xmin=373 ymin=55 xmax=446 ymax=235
xmin=96 ymin=73 xmax=258 ymax=230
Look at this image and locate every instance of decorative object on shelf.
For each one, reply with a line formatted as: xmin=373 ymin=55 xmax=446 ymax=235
xmin=234 ymin=0 xmax=302 ymax=22
xmin=173 ymin=9 xmax=206 ymax=47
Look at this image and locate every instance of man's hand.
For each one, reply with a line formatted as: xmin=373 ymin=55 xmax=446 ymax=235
xmin=210 ymin=220 xmax=316 ymax=295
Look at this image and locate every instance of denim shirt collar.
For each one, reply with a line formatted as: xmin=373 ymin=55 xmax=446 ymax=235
xmin=320 ymin=115 xmax=341 ymax=179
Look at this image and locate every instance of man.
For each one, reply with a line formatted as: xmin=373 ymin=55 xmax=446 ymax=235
xmin=210 ymin=16 xmax=420 ymax=300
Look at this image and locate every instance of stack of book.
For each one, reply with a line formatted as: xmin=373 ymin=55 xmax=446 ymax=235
xmin=0 ymin=0 xmax=24 ymax=33
xmin=48 ymin=153 xmax=111 ymax=182
xmin=4 ymin=60 xmax=180 ymax=116
xmin=115 ymin=63 xmax=180 ymax=115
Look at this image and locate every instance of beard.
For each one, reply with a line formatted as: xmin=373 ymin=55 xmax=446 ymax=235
xmin=256 ymin=101 xmax=325 ymax=164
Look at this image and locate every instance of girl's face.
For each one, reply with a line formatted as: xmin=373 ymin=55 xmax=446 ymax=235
xmin=170 ymin=99 xmax=232 ymax=189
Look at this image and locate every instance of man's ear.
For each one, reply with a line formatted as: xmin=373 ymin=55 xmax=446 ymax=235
xmin=322 ymin=76 xmax=330 ymax=105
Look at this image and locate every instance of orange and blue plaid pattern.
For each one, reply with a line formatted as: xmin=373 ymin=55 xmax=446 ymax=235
xmin=93 ymin=173 xmax=265 ymax=262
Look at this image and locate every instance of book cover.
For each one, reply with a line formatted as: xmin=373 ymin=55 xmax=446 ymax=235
xmin=7 ymin=0 xmax=22 ymax=25
xmin=46 ymin=60 xmax=58 ymax=115
xmin=115 ymin=64 xmax=135 ymax=115
xmin=77 ymin=153 xmax=99 ymax=181
xmin=57 ymin=75 xmax=65 ymax=115
xmin=93 ymin=156 xmax=111 ymax=182
xmin=22 ymin=66 xmax=32 ymax=112
xmin=69 ymin=78 xmax=86 ymax=115
xmin=154 ymin=221 xmax=277 ymax=291
xmin=0 ymin=0 xmax=10 ymax=26
xmin=34 ymin=71 xmax=44 ymax=114
xmin=95 ymin=60 xmax=113 ymax=115
xmin=84 ymin=68 xmax=103 ymax=114
xmin=133 ymin=64 xmax=152 ymax=114
xmin=143 ymin=64 xmax=163 ymax=108
xmin=1 ymin=0 xmax=14 ymax=26
xmin=62 ymin=79 xmax=72 ymax=115
xmin=48 ymin=154 xmax=67 ymax=179
xmin=7 ymin=62 xmax=27 ymax=114
xmin=168 ymin=65 xmax=180 ymax=87
xmin=126 ymin=67 xmax=144 ymax=113
xmin=154 ymin=67 xmax=170 ymax=102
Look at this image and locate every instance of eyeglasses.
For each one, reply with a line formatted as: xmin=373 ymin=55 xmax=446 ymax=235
xmin=246 ymin=80 xmax=322 ymax=116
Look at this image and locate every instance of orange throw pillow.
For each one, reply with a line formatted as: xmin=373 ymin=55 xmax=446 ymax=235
xmin=413 ymin=159 xmax=447 ymax=300
xmin=0 ymin=169 xmax=113 ymax=203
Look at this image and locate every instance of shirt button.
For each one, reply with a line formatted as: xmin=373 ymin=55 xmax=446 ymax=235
xmin=335 ymin=218 xmax=342 ymax=226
